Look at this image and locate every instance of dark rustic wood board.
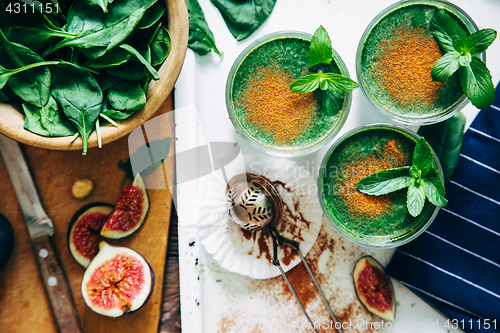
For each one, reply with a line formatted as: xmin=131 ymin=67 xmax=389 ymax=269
xmin=0 ymin=97 xmax=175 ymax=333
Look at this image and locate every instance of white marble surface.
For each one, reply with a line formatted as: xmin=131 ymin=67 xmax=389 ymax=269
xmin=175 ymin=0 xmax=500 ymax=332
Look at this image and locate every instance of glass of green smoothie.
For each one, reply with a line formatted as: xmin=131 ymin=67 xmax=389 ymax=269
xmin=318 ymin=124 xmax=444 ymax=248
xmin=356 ymin=0 xmax=484 ymax=125
xmin=226 ymin=31 xmax=352 ymax=156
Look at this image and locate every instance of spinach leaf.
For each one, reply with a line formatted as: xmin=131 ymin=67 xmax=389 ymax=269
xmin=137 ymin=1 xmax=166 ymax=29
xmin=23 ymin=96 xmax=75 ymax=137
xmin=51 ymin=63 xmax=103 ymax=155
xmin=309 ymin=25 xmax=333 ymax=67
xmin=107 ymin=82 xmax=146 ymax=112
xmin=210 ymin=0 xmax=276 ymax=41
xmin=354 ymin=167 xmax=412 ymax=195
xmin=0 ymin=32 xmax=52 ymax=107
xmin=80 ymin=0 xmax=114 ymax=13
xmin=96 ymin=71 xmax=121 ymax=91
xmin=0 ymin=61 xmax=59 ymax=90
xmin=119 ymin=137 xmax=172 ymax=188
xmin=83 ymin=47 xmax=131 ymax=69
xmin=407 ymin=178 xmax=426 ymax=217
xmin=102 ymin=108 xmax=134 ymax=120
xmin=150 ymin=26 xmax=171 ymax=66
xmin=47 ymin=0 xmax=156 ymax=59
xmin=105 ymin=45 xmax=155 ymax=81
xmin=8 ymin=25 xmax=76 ymax=51
xmin=0 ymin=91 xmax=8 ymax=102
xmin=418 ymin=112 xmax=466 ymax=184
xmin=119 ymin=44 xmax=159 ymax=80
xmin=186 ymin=0 xmax=222 ymax=56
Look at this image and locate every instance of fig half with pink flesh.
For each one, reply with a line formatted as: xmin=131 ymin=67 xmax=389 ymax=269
xmin=67 ymin=203 xmax=114 ymax=268
xmin=101 ymin=174 xmax=149 ymax=239
xmin=353 ymin=255 xmax=396 ymax=322
xmin=82 ymin=241 xmax=154 ymax=317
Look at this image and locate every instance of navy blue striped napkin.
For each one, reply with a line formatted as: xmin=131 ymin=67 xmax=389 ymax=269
xmin=386 ymin=84 xmax=500 ymax=332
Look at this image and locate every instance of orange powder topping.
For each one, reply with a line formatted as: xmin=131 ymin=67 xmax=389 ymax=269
xmin=342 ymin=139 xmax=407 ymax=217
xmin=376 ymin=26 xmax=445 ymax=107
xmin=240 ymin=66 xmax=317 ymax=144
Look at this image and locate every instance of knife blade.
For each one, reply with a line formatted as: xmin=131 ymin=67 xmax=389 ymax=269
xmin=0 ymin=134 xmax=83 ymax=333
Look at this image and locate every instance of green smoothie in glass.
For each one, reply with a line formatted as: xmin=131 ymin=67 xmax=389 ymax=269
xmin=356 ymin=0 xmax=482 ymax=125
xmin=226 ymin=32 xmax=351 ymax=156
xmin=319 ymin=125 xmax=441 ymax=248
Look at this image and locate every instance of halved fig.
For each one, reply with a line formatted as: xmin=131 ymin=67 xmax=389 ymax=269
xmin=67 ymin=203 xmax=114 ymax=268
xmin=82 ymin=241 xmax=154 ymax=317
xmin=101 ymin=174 xmax=149 ymax=239
xmin=353 ymin=255 xmax=396 ymax=322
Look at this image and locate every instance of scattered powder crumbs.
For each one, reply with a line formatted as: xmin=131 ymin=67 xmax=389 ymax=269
xmin=240 ymin=65 xmax=317 ymax=144
xmin=376 ymin=25 xmax=445 ymax=107
xmin=341 ymin=139 xmax=407 ymax=218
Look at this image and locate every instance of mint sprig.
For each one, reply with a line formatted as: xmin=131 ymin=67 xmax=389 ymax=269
xmin=289 ymin=25 xmax=359 ymax=115
xmin=430 ymin=9 xmax=497 ymax=109
xmin=354 ymin=138 xmax=448 ymax=217
xmin=309 ymin=25 xmax=333 ymax=67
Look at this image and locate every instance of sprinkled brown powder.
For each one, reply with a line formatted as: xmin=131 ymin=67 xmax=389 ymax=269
xmin=342 ymin=139 xmax=407 ymax=218
xmin=376 ymin=26 xmax=445 ymax=107
xmin=240 ymin=66 xmax=317 ymax=144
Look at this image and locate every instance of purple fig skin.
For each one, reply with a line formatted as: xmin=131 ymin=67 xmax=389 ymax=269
xmin=67 ymin=202 xmax=114 ymax=268
xmin=0 ymin=213 xmax=14 ymax=270
xmin=353 ymin=255 xmax=396 ymax=323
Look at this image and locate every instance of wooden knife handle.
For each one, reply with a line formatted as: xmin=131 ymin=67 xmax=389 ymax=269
xmin=32 ymin=236 xmax=84 ymax=333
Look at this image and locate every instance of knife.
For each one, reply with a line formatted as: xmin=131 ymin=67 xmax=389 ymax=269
xmin=0 ymin=134 xmax=83 ymax=333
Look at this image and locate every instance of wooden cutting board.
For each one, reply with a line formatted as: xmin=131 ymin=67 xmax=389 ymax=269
xmin=0 ymin=97 xmax=174 ymax=333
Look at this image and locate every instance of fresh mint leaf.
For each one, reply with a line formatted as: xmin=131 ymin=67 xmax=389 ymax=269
xmin=324 ymin=73 xmax=360 ymax=92
xmin=430 ymin=9 xmax=468 ymax=53
xmin=309 ymin=25 xmax=333 ymax=67
xmin=452 ymin=35 xmax=468 ymax=54
xmin=466 ymin=28 xmax=497 ymax=56
xmin=418 ymin=113 xmax=466 ymax=184
xmin=290 ymin=73 xmax=359 ymax=94
xmin=315 ymin=89 xmax=343 ymax=116
xmin=354 ymin=167 xmax=411 ymax=195
xmin=412 ymin=138 xmax=434 ymax=177
xmin=459 ymin=57 xmax=496 ymax=109
xmin=409 ymin=165 xmax=422 ymax=179
xmin=423 ymin=169 xmax=448 ymax=207
xmin=289 ymin=73 xmax=321 ymax=93
xmin=458 ymin=53 xmax=472 ymax=66
xmin=431 ymin=51 xmax=460 ymax=82
xmin=407 ymin=178 xmax=426 ymax=217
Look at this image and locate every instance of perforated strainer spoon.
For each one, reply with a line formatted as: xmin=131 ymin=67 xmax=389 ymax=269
xmin=226 ymin=173 xmax=343 ymax=333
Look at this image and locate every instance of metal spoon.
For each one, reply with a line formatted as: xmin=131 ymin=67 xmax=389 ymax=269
xmin=226 ymin=173 xmax=343 ymax=333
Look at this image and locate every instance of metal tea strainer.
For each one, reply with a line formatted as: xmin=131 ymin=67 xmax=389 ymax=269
xmin=226 ymin=173 xmax=343 ymax=333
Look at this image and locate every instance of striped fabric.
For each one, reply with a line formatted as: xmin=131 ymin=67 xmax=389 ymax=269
xmin=386 ymin=85 xmax=500 ymax=332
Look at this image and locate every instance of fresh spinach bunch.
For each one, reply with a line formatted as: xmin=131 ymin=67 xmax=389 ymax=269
xmin=0 ymin=0 xmax=172 ymax=155
xmin=290 ymin=26 xmax=360 ymax=116
xmin=355 ymin=138 xmax=448 ymax=217
xmin=430 ymin=9 xmax=497 ymax=109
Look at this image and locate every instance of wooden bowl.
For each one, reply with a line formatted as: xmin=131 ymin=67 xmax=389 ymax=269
xmin=0 ymin=0 xmax=188 ymax=151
